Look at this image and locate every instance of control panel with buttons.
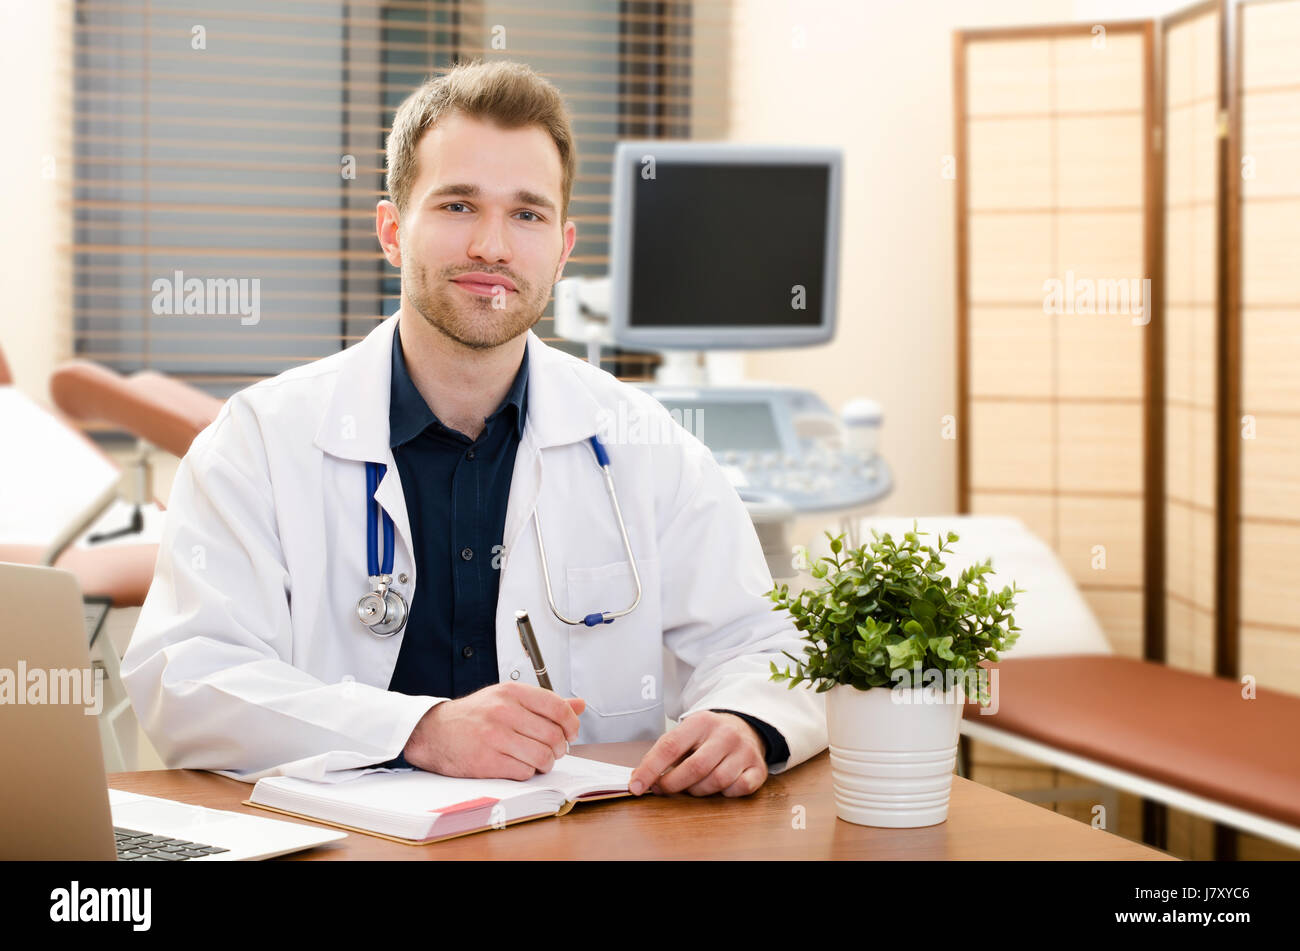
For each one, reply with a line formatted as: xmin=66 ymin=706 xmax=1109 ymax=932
xmin=634 ymin=384 xmax=892 ymax=515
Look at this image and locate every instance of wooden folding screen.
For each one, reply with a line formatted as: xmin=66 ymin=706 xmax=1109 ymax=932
xmin=1236 ymin=0 xmax=1300 ymax=692
xmin=1160 ymin=0 xmax=1223 ymax=862
xmin=958 ymin=2 xmax=1300 ymax=861
xmin=1163 ymin=4 xmax=1221 ymax=678
xmin=955 ymin=24 xmax=1156 ymax=659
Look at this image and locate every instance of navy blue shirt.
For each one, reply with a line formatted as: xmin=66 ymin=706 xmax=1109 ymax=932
xmin=382 ymin=322 xmax=789 ymax=768
xmin=386 ymin=320 xmax=526 ymax=703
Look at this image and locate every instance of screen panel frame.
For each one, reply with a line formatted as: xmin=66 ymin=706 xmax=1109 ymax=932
xmin=607 ymin=140 xmax=843 ymax=350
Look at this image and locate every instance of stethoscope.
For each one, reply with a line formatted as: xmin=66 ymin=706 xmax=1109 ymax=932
xmin=356 ymin=461 xmax=408 ymax=637
xmin=357 ymin=435 xmax=642 ymax=638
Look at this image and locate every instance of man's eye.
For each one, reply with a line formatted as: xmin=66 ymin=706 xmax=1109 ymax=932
xmin=442 ymin=203 xmax=539 ymax=221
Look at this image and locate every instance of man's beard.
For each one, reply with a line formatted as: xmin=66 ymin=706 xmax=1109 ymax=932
xmin=405 ymin=255 xmax=546 ymax=350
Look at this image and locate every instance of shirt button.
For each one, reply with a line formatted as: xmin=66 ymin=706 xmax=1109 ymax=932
xmin=462 ymin=646 xmax=475 ymax=659
xmin=460 ymin=547 xmax=473 ymax=561
xmin=510 ymin=669 xmax=520 ymax=680
xmin=466 ymin=449 xmax=476 ymax=460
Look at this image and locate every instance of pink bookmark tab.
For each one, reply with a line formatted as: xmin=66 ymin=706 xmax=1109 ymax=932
xmin=431 ymin=796 xmax=499 ymax=816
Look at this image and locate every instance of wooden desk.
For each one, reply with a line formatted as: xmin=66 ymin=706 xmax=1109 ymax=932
xmin=108 ymin=742 xmax=1174 ymax=860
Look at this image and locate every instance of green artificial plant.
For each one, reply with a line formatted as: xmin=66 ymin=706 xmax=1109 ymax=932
xmin=766 ymin=520 xmax=1022 ymax=704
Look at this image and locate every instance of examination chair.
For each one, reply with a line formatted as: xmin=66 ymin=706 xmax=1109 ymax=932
xmin=50 ymin=359 xmax=224 ymax=461
xmin=1 ymin=347 xmax=223 ymax=770
xmin=43 ymin=358 xmax=223 ymax=596
xmin=1 ymin=357 xmax=222 ymax=603
xmin=963 ymin=654 xmax=1300 ymax=854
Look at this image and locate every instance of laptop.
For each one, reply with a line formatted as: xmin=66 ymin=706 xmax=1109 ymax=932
xmin=0 ymin=562 xmax=346 ymax=860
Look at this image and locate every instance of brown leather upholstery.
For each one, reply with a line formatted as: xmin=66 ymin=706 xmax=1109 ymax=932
xmin=50 ymin=362 xmax=222 ymax=458
xmin=964 ymin=655 xmax=1300 ymax=828
xmin=0 ymin=544 xmax=158 ymax=608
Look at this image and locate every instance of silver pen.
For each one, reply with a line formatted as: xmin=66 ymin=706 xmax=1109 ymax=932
xmin=514 ymin=610 xmax=552 ymax=691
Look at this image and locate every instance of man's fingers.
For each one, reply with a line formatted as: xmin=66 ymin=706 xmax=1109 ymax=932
xmin=628 ymin=717 xmax=707 ymax=794
xmin=491 ymin=752 xmax=539 ymax=782
xmin=512 ymin=683 xmax=583 ymax=740
xmin=655 ymin=737 xmax=730 ymax=795
xmin=505 ymin=706 xmax=569 ymax=760
xmin=721 ymin=765 xmax=766 ymax=798
xmin=496 ymin=729 xmax=556 ymax=775
xmin=684 ymin=752 xmax=749 ymax=798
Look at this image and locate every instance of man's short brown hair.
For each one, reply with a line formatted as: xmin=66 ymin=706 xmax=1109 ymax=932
xmin=385 ymin=59 xmax=577 ymax=223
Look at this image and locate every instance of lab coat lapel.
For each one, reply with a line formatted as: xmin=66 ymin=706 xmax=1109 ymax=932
xmin=501 ymin=330 xmax=607 ymax=558
xmin=312 ymin=313 xmax=414 ymax=569
xmin=313 ymin=313 xmax=397 ymax=464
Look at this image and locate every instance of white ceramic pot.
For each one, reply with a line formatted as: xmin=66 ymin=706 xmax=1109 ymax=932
xmin=825 ymin=680 xmax=964 ymax=828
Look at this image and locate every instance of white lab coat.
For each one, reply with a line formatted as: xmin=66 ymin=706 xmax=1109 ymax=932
xmin=122 ymin=313 xmax=827 ymax=782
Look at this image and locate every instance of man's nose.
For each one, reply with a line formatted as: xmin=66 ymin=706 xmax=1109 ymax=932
xmin=467 ymin=210 xmax=511 ymax=264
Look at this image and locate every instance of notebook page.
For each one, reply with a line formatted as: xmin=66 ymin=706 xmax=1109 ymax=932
xmin=538 ymin=755 xmax=634 ymax=800
xmin=252 ymin=755 xmax=632 ymax=838
xmin=255 ymin=755 xmax=629 ymax=813
xmin=255 ymin=770 xmax=534 ymax=821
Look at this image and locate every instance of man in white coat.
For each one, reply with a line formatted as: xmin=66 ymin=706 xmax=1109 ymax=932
xmin=123 ymin=59 xmax=826 ymax=797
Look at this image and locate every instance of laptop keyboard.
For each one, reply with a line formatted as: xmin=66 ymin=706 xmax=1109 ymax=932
xmin=114 ymin=826 xmax=230 ymax=861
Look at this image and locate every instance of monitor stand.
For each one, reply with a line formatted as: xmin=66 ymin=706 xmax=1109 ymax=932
xmin=653 ymin=350 xmax=710 ymax=387
xmin=650 ymin=350 xmax=747 ymax=387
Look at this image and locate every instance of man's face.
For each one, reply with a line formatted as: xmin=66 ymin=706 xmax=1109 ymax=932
xmin=377 ymin=111 xmax=577 ymax=350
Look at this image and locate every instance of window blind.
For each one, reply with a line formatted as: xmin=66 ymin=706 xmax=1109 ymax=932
xmin=68 ymin=0 xmax=733 ymax=402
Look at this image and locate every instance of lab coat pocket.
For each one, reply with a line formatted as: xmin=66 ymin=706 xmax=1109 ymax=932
xmin=565 ymin=558 xmax=663 ymax=717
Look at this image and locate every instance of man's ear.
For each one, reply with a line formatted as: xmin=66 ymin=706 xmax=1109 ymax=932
xmin=554 ymin=218 xmax=578 ymax=283
xmin=376 ymin=199 xmax=402 ymax=268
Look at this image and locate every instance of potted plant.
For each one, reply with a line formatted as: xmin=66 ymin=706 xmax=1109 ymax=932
xmin=767 ymin=521 xmax=1021 ymax=828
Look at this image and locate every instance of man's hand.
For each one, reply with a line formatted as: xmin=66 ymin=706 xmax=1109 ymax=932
xmin=628 ymin=711 xmax=768 ymax=798
xmin=402 ymin=682 xmax=585 ymax=780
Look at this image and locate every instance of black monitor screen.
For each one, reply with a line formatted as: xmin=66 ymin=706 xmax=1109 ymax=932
xmin=627 ymin=162 xmax=828 ymax=328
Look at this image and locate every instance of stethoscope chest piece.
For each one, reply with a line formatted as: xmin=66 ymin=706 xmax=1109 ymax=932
xmin=357 ymin=576 xmax=407 ymax=637
xmin=359 ymin=460 xmax=409 ymax=638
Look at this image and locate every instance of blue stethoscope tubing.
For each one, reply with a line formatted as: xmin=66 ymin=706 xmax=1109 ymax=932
xmin=366 ymin=460 xmax=395 ymax=578
xmin=534 ymin=435 xmax=642 ymax=627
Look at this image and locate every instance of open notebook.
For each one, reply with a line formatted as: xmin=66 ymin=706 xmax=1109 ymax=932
xmin=244 ymin=755 xmax=635 ymax=844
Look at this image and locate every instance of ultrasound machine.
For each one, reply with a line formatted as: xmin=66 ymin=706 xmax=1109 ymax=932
xmin=554 ymin=142 xmax=892 ymax=578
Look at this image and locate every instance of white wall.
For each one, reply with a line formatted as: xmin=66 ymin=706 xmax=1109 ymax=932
xmin=1072 ymin=0 xmax=1189 ymax=18
xmin=730 ymin=0 xmax=1076 ymax=518
xmin=0 ymin=0 xmax=72 ymax=408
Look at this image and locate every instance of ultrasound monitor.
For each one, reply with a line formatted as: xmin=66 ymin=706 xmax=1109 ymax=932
xmin=607 ymin=141 xmax=842 ymax=350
